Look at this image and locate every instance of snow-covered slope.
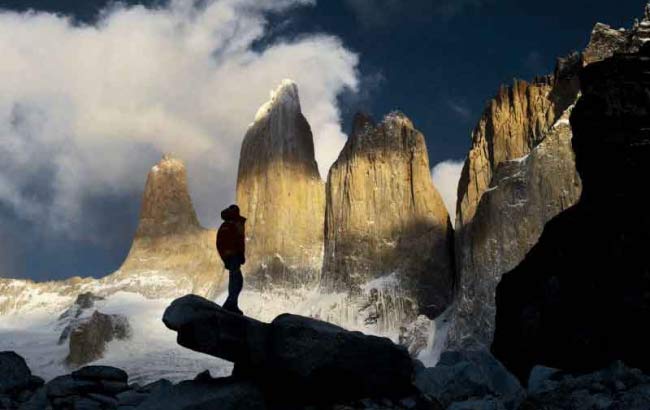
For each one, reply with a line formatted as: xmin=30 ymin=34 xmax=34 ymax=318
xmin=0 ymin=277 xmax=441 ymax=384
xmin=0 ymin=291 xmax=232 ymax=384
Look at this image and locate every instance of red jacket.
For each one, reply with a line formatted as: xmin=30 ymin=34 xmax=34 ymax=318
xmin=217 ymin=215 xmax=246 ymax=261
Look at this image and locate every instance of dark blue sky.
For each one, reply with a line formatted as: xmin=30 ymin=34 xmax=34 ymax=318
xmin=0 ymin=0 xmax=646 ymax=281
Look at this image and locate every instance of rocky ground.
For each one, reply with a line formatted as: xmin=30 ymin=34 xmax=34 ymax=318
xmin=2 ymin=295 xmax=648 ymax=410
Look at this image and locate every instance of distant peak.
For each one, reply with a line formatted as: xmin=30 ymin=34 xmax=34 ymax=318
xmin=253 ymin=79 xmax=302 ymax=123
xmin=136 ymin=154 xmax=200 ymax=237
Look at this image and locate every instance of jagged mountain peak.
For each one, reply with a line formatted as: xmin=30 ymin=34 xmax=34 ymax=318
xmin=584 ymin=3 xmax=650 ymax=65
xmin=351 ymin=110 xmax=415 ymax=135
xmin=135 ymin=154 xmax=200 ymax=238
xmin=253 ymin=79 xmax=301 ymax=123
xmin=343 ymin=110 xmax=422 ymax=157
xmin=382 ymin=110 xmax=414 ymax=128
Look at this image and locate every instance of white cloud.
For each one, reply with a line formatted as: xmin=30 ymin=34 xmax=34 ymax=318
xmin=0 ymin=0 xmax=359 ymax=238
xmin=431 ymin=159 xmax=464 ymax=226
xmin=447 ymin=99 xmax=471 ymax=120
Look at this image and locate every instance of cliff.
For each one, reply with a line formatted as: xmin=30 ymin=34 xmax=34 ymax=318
xmin=493 ymin=42 xmax=650 ymax=382
xmin=322 ymin=112 xmax=454 ymax=319
xmin=236 ymin=80 xmax=325 ymax=288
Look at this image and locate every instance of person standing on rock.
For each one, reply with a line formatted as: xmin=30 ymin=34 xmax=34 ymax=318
xmin=217 ymin=204 xmax=246 ymax=314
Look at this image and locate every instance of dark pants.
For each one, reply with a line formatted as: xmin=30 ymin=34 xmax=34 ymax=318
xmin=223 ymin=256 xmax=244 ymax=314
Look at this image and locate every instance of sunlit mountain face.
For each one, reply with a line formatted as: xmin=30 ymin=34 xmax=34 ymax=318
xmin=1 ymin=3 xmax=650 ymax=410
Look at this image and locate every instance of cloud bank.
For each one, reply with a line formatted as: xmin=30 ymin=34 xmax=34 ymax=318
xmin=0 ymin=0 xmax=359 ymax=250
xmin=431 ymin=159 xmax=464 ymax=226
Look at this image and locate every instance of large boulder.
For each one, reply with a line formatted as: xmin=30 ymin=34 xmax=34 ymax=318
xmin=163 ymin=294 xmax=415 ymax=404
xmin=0 ymin=351 xmax=32 ymax=394
xmin=492 ymin=43 xmax=650 ymax=382
xmin=322 ymin=112 xmax=454 ymax=319
xmin=414 ymin=351 xmax=524 ymax=410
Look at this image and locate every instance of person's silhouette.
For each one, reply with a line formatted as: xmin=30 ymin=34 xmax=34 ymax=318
xmin=216 ymin=204 xmax=246 ymax=314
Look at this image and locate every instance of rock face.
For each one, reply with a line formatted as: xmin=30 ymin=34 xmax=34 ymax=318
xmin=0 ymin=155 xmax=226 ymax=317
xmin=492 ymin=43 xmax=650 ymax=382
xmin=65 ymin=310 xmax=131 ymax=367
xmin=163 ymin=294 xmax=415 ymax=404
xmin=236 ymin=80 xmax=325 ymax=287
xmin=449 ymin=106 xmax=582 ymax=348
xmin=447 ymin=6 xmax=650 ymax=348
xmin=582 ymin=4 xmax=650 ymax=65
xmin=449 ymin=61 xmax=582 ymax=348
xmin=134 ymin=154 xmax=201 ymax=238
xmin=455 ymin=75 xmax=572 ymax=230
xmin=113 ymin=154 xmax=225 ymax=298
xmin=322 ymin=112 xmax=454 ymax=319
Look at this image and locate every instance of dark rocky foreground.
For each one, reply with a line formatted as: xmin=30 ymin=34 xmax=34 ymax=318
xmin=3 ymin=294 xmax=650 ymax=410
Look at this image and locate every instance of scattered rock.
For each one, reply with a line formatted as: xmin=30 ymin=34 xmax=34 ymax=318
xmin=523 ymin=361 xmax=650 ymax=410
xmin=135 ymin=377 xmax=265 ymax=410
xmin=415 ymin=351 xmax=523 ymax=410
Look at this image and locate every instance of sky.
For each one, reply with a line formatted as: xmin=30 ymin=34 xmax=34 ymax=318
xmin=0 ymin=0 xmax=646 ymax=281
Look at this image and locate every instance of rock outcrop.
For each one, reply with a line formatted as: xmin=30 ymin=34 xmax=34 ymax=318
xmin=64 ymin=311 xmax=131 ymax=367
xmin=163 ymin=294 xmax=415 ymax=405
xmin=56 ymin=293 xmax=132 ymax=368
xmin=451 ymin=49 xmax=583 ymax=348
xmin=236 ymin=80 xmax=325 ymax=288
xmin=322 ymin=112 xmax=454 ymax=320
xmin=582 ymin=4 xmax=650 ymax=65
xmin=455 ymin=75 xmax=571 ymax=230
xmin=447 ymin=5 xmax=650 ymax=348
xmin=449 ymin=106 xmax=582 ymax=348
xmin=492 ymin=43 xmax=650 ymax=382
xmin=112 ymin=154 xmax=225 ymax=298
